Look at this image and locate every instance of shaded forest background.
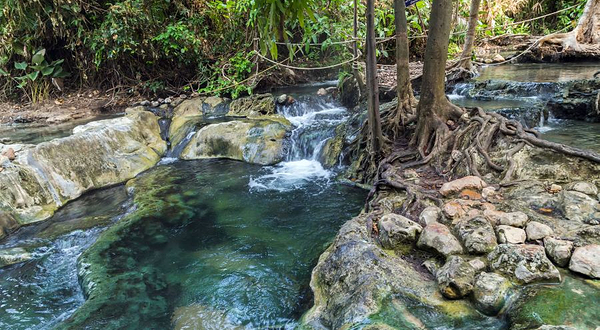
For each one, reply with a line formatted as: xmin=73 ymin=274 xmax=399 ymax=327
xmin=0 ymin=0 xmax=585 ymax=101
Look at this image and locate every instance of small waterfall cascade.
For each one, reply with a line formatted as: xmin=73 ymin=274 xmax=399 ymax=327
xmin=249 ymin=95 xmax=349 ymax=192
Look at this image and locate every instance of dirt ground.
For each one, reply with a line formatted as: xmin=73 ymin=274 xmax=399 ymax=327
xmin=0 ymin=90 xmax=136 ymax=125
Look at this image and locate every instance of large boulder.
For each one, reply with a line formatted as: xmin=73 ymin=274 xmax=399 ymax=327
xmin=378 ymin=213 xmax=423 ymax=249
xmin=488 ymin=244 xmax=561 ymax=284
xmin=0 ymin=111 xmax=166 ymax=226
xmin=472 ymin=272 xmax=511 ymax=315
xmin=569 ymin=245 xmax=600 ymax=278
xmin=229 ymin=94 xmax=276 ymax=117
xmin=455 ymin=217 xmax=497 ymax=254
xmin=180 ymin=118 xmax=290 ymax=165
xmin=436 ymin=256 xmax=477 ymax=299
xmin=417 ymin=223 xmax=464 ymax=256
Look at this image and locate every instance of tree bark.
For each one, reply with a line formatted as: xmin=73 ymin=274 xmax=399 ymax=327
xmin=395 ymin=0 xmax=415 ymax=104
xmin=353 ymin=0 xmax=366 ymax=95
xmin=366 ymin=0 xmax=383 ymax=158
xmin=457 ymin=0 xmax=481 ymax=71
xmin=537 ymin=0 xmax=600 ymax=56
xmin=413 ymin=0 xmax=462 ymax=157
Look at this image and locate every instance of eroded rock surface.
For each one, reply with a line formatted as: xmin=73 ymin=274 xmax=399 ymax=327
xmin=488 ymin=244 xmax=561 ymax=284
xmin=417 ymin=223 xmax=464 ymax=256
xmin=569 ymin=245 xmax=600 ymax=278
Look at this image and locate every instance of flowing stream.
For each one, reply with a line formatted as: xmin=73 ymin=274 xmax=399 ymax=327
xmin=0 ymin=87 xmax=366 ymax=329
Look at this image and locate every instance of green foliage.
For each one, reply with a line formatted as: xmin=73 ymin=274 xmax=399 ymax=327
xmin=6 ymin=49 xmax=69 ymax=103
xmin=199 ymin=51 xmax=255 ymax=99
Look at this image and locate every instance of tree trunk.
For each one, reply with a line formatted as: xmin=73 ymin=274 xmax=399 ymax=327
xmin=413 ymin=0 xmax=462 ymax=158
xmin=457 ymin=0 xmax=481 ymax=71
xmin=385 ymin=0 xmax=417 ymax=139
xmin=537 ymin=0 xmax=600 ymax=56
xmin=395 ymin=0 xmax=415 ymax=105
xmin=352 ymin=0 xmax=366 ymax=95
xmin=366 ymin=0 xmax=383 ymax=158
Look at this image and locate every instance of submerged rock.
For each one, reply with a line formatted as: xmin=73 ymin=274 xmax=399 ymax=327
xmin=569 ymin=245 xmax=600 ymax=278
xmin=472 ymin=272 xmax=511 ymax=315
xmin=417 ymin=223 xmax=464 ymax=256
xmin=0 ymin=247 xmax=32 ymax=268
xmin=488 ymin=244 xmax=561 ymax=284
xmin=378 ymin=213 xmax=422 ymax=249
xmin=180 ymin=118 xmax=290 ymax=165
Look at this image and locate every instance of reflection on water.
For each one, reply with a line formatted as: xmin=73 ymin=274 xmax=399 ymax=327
xmin=476 ymin=62 xmax=600 ymax=83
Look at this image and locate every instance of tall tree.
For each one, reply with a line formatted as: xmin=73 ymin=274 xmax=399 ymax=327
xmin=388 ymin=0 xmax=417 ymax=138
xmin=366 ymin=0 xmax=384 ymax=158
xmin=457 ymin=0 xmax=481 ymax=71
xmin=412 ymin=0 xmax=463 ymax=159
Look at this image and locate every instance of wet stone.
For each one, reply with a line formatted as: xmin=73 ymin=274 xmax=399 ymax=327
xmin=472 ymin=272 xmax=511 ymax=315
xmin=569 ymin=245 xmax=600 ymax=279
xmin=488 ymin=244 xmax=561 ymax=284
xmin=436 ymin=256 xmax=477 ymax=299
xmin=456 ymin=217 xmax=497 ymax=254
xmin=417 ymin=223 xmax=464 ymax=257
xmin=526 ymin=221 xmax=553 ymax=241
xmin=496 ymin=225 xmax=527 ymax=244
xmin=543 ymin=238 xmax=574 ymax=268
xmin=378 ymin=214 xmax=423 ymax=249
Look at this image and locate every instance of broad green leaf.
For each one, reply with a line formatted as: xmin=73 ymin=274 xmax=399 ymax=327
xmin=42 ymin=66 xmax=54 ymax=76
xmin=26 ymin=71 xmax=39 ymax=81
xmin=269 ymin=41 xmax=278 ymax=59
xmin=14 ymin=62 xmax=27 ymax=70
xmin=32 ymin=49 xmax=46 ymax=65
xmin=0 ymin=68 xmax=8 ymax=76
xmin=53 ymin=67 xmax=70 ymax=78
xmin=50 ymin=59 xmax=64 ymax=66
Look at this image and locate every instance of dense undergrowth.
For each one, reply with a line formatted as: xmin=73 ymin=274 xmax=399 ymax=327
xmin=0 ymin=0 xmax=584 ymax=102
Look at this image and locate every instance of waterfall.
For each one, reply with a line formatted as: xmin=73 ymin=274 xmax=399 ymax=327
xmin=249 ymin=95 xmax=349 ymax=192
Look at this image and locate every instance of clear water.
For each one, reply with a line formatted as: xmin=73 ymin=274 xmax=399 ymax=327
xmin=63 ymin=160 xmax=366 ymax=329
xmin=250 ymin=95 xmax=349 ymax=192
xmin=0 ymin=114 xmax=122 ymax=145
xmin=539 ymin=119 xmax=600 ymax=152
xmin=0 ymin=185 xmax=130 ymax=329
xmin=475 ymin=62 xmax=600 ymax=83
xmin=0 ymin=90 xmax=366 ymax=329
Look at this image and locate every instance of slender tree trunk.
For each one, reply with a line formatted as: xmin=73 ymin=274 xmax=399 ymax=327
xmin=366 ymin=0 xmax=383 ymax=157
xmin=458 ymin=0 xmax=481 ymax=71
xmin=386 ymin=0 xmax=417 ymax=139
xmin=353 ymin=0 xmax=366 ymax=94
xmin=395 ymin=0 xmax=415 ymax=104
xmin=413 ymin=0 xmax=462 ymax=157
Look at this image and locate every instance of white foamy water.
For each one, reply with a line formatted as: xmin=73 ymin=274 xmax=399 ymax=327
xmin=249 ymin=96 xmax=347 ymax=192
xmin=249 ymin=160 xmax=331 ymax=192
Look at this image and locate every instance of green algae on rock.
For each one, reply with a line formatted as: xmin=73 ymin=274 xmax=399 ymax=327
xmin=181 ymin=118 xmax=291 ymax=165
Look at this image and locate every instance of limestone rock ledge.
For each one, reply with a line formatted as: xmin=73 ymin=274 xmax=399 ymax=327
xmin=301 ymin=214 xmax=479 ymax=329
xmin=0 ymin=110 xmax=166 ymax=230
